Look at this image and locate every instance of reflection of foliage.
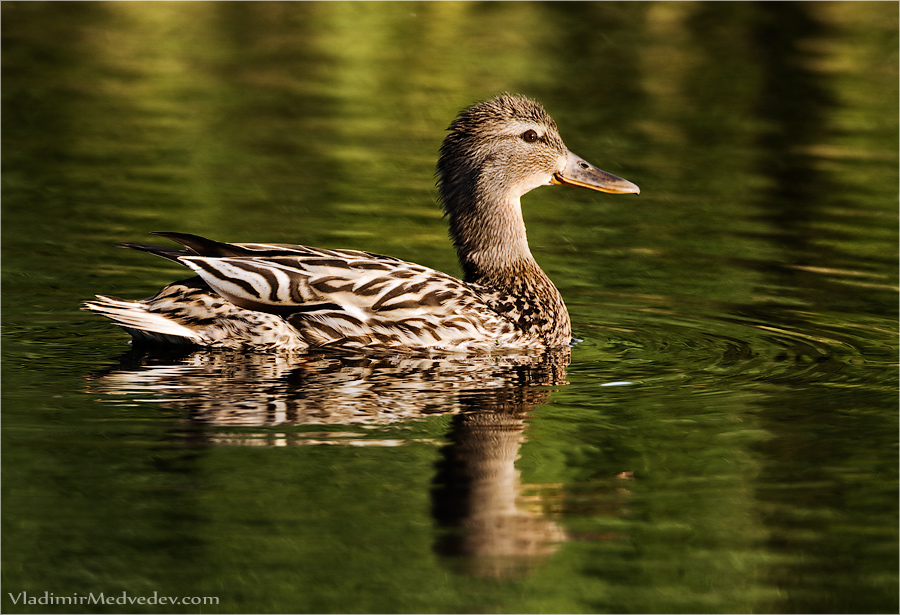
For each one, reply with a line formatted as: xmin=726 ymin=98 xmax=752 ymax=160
xmin=3 ymin=2 xmax=897 ymax=613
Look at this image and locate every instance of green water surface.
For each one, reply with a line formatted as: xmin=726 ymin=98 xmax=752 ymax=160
xmin=3 ymin=2 xmax=898 ymax=614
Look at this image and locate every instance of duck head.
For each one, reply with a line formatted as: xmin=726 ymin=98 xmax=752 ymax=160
xmin=437 ymin=93 xmax=638 ymax=206
xmin=436 ymin=94 xmax=639 ymax=280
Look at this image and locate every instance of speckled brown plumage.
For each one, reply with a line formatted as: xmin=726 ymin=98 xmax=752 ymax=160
xmin=85 ymin=94 xmax=639 ymax=353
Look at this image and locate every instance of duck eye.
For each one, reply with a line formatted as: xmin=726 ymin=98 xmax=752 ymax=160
xmin=521 ymin=129 xmax=539 ymax=143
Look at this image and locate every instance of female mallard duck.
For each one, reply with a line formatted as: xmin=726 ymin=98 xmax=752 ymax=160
xmin=86 ymin=94 xmax=639 ymax=353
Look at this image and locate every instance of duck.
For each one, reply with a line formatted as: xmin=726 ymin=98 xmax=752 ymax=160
xmin=85 ymin=94 xmax=639 ymax=353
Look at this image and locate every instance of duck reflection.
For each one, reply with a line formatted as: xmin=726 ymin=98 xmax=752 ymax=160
xmin=88 ymin=346 xmax=571 ymax=575
xmin=432 ymin=390 xmax=569 ymax=577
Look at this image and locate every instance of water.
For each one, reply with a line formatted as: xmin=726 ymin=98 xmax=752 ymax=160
xmin=3 ymin=2 xmax=897 ymax=613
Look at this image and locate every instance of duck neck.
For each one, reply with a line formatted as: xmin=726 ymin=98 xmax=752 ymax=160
xmin=445 ymin=181 xmax=537 ymax=284
xmin=440 ymin=175 xmax=572 ymax=346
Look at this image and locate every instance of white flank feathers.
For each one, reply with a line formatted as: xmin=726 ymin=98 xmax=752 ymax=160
xmin=85 ymin=296 xmax=204 ymax=344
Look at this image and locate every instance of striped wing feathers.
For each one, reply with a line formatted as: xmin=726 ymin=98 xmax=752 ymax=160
xmin=177 ymin=252 xmax=519 ymax=349
xmin=179 ymin=253 xmax=452 ymax=311
xmin=151 ymin=232 xmax=404 ymax=263
xmin=89 ymin=234 xmax=532 ymax=351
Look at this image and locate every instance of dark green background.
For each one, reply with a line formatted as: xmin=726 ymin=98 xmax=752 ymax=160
xmin=3 ymin=2 xmax=897 ymax=613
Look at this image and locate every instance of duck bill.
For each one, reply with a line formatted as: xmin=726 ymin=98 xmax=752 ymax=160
xmin=551 ymin=150 xmax=640 ymax=195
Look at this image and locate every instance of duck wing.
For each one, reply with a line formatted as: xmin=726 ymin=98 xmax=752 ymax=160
xmin=129 ymin=233 xmax=520 ymax=350
xmin=119 ymin=231 xmax=359 ymax=261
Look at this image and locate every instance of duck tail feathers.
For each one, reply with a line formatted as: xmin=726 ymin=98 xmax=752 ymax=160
xmin=83 ymin=295 xmax=204 ymax=345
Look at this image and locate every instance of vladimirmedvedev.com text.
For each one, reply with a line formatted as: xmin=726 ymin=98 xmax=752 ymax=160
xmin=7 ymin=591 xmax=220 ymax=607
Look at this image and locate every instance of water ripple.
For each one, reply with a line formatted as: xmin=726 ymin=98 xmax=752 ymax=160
xmin=579 ymin=300 xmax=894 ymax=390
